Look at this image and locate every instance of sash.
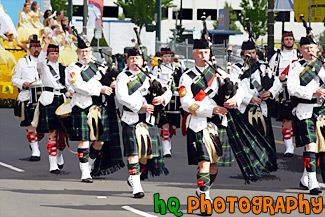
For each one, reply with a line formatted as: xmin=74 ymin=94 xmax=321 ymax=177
xmin=299 ymin=59 xmax=323 ymax=86
xmin=79 ymin=62 xmax=98 ymax=82
xmin=47 ymin=63 xmax=66 ymax=86
xmin=125 ymin=70 xmax=147 ymax=95
xmin=240 ymin=63 xmax=261 ymax=80
xmin=187 ymin=66 xmax=216 ymax=102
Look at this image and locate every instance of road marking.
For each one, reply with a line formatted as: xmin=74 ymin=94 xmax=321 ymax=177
xmin=272 ymin=125 xmax=282 ymax=129
xmin=0 ymin=162 xmax=25 ymax=172
xmin=275 ymin=140 xmax=284 ymax=144
xmin=122 ymin=206 xmax=158 ymax=217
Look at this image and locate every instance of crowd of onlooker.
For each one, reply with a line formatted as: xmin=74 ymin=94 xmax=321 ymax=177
xmin=0 ymin=0 xmax=78 ymax=65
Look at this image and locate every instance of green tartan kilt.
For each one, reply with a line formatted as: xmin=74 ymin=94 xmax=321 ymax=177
xmin=295 ymin=107 xmax=325 ymax=147
xmin=20 ymin=101 xmax=35 ymax=127
xmin=122 ymin=122 xmax=160 ymax=157
xmin=186 ymin=126 xmax=234 ymax=167
xmin=37 ymin=95 xmax=64 ymax=133
xmin=70 ymin=105 xmax=110 ymax=141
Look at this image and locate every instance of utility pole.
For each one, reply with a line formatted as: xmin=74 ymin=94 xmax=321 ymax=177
xmin=179 ymin=0 xmax=183 ymax=25
xmin=68 ymin=0 xmax=73 ymax=23
xmin=83 ymin=0 xmax=88 ymax=35
xmin=156 ymin=0 xmax=161 ymax=42
xmin=267 ymin=0 xmax=275 ymax=54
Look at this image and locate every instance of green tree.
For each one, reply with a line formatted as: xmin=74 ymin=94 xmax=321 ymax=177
xmin=115 ymin=0 xmax=175 ymax=35
xmin=213 ymin=2 xmax=240 ymax=31
xmin=51 ymin=0 xmax=68 ymax=15
xmin=239 ymin=0 xmax=268 ymax=40
xmin=169 ymin=24 xmax=185 ymax=43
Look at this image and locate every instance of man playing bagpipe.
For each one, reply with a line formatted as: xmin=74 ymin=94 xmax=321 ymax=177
xmin=91 ymin=51 xmax=125 ymax=178
xmin=11 ymin=35 xmax=44 ymax=162
xmin=269 ymin=31 xmax=299 ymax=157
xmin=35 ymin=35 xmax=73 ymax=173
xmin=150 ymin=47 xmax=183 ymax=157
xmin=231 ymin=40 xmax=282 ymax=159
xmin=115 ymin=47 xmax=172 ymax=198
xmin=179 ymin=37 xmax=277 ymax=215
xmin=287 ymin=36 xmax=325 ymax=195
xmin=67 ymin=32 xmax=113 ymax=183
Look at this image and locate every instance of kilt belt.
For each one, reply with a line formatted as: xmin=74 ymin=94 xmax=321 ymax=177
xmin=202 ymin=122 xmax=222 ymax=163
xmin=135 ymin=122 xmax=153 ymax=159
xmin=87 ymin=105 xmax=103 ymax=141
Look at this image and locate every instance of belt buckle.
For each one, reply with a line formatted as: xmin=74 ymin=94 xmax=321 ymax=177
xmin=53 ymin=88 xmax=60 ymax=94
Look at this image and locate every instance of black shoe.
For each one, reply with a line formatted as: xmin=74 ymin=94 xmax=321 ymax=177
xmin=164 ymin=154 xmax=172 ymax=158
xmin=50 ymin=169 xmax=60 ymax=174
xmin=310 ymin=188 xmax=322 ymax=195
xmin=284 ymin=153 xmax=294 ymax=157
xmin=299 ymin=181 xmax=308 ymax=190
xmin=133 ymin=192 xmax=144 ymax=198
xmin=29 ymin=156 xmax=41 ymax=161
xmin=82 ymin=178 xmax=93 ymax=183
xmin=58 ymin=164 xmax=64 ymax=169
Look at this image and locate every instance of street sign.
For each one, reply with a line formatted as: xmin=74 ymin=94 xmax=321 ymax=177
xmin=193 ymin=27 xmax=201 ymax=40
xmin=294 ymin=0 xmax=325 ymax=22
xmin=95 ymin=28 xmax=102 ymax=39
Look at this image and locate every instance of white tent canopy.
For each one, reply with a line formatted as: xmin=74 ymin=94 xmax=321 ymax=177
xmin=275 ymin=0 xmax=294 ymax=11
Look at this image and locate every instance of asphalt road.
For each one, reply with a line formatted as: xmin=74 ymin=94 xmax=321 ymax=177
xmin=0 ymin=108 xmax=324 ymax=217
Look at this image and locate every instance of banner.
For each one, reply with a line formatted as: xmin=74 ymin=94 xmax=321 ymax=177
xmin=88 ymin=0 xmax=104 ymax=27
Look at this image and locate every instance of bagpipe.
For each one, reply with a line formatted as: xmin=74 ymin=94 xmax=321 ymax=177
xmin=200 ymin=14 xmax=237 ymax=106
xmin=133 ymin=27 xmax=166 ymax=118
xmin=245 ymin=18 xmax=275 ymax=93
xmin=300 ymin=14 xmax=325 ymax=66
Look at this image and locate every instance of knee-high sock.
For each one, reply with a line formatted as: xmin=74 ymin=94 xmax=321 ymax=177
xmin=303 ymin=152 xmax=316 ymax=172
xmin=77 ymin=148 xmax=89 ymax=163
xmin=128 ymin=162 xmax=140 ymax=175
xmin=197 ymin=172 xmax=210 ymax=192
xmin=27 ymin=131 xmax=40 ymax=157
xmin=209 ymin=173 xmax=218 ymax=186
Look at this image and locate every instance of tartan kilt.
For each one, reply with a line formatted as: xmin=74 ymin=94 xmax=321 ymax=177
xmin=92 ymin=98 xmax=125 ymax=177
xmin=122 ymin=121 xmax=170 ymax=180
xmin=295 ymin=107 xmax=325 ymax=147
xmin=186 ymin=126 xmax=234 ymax=167
xmin=157 ymin=112 xmax=181 ymax=128
xmin=226 ymin=109 xmax=277 ymax=183
xmin=37 ymin=95 xmax=64 ymax=133
xmin=122 ymin=122 xmax=160 ymax=157
xmin=20 ymin=101 xmax=36 ymax=127
xmin=70 ymin=105 xmax=110 ymax=141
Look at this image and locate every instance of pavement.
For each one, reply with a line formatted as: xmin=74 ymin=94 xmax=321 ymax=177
xmin=0 ymin=108 xmax=324 ymax=217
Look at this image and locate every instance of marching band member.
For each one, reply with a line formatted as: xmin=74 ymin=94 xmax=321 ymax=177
xmin=269 ymin=31 xmax=299 ymax=157
xmin=115 ymin=47 xmax=171 ymax=198
xmin=11 ymin=36 xmax=44 ymax=161
xmin=151 ymin=47 xmax=182 ymax=157
xmin=36 ymin=35 xmax=73 ymax=173
xmin=287 ymin=36 xmax=324 ymax=195
xmin=67 ymin=32 xmax=112 ymax=183
xmin=231 ymin=40 xmax=281 ymax=158
xmin=179 ymin=38 xmax=243 ymax=215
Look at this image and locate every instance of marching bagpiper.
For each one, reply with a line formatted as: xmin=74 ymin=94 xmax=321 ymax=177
xmin=67 ymin=30 xmax=112 ymax=183
xmin=231 ymin=40 xmax=282 ymax=158
xmin=35 ymin=35 xmax=73 ymax=173
xmin=287 ymin=35 xmax=324 ymax=195
xmin=11 ymin=35 xmax=44 ymax=161
xmin=115 ymin=47 xmax=172 ymax=198
xmin=151 ymin=47 xmax=182 ymax=157
xmin=269 ymin=31 xmax=299 ymax=157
